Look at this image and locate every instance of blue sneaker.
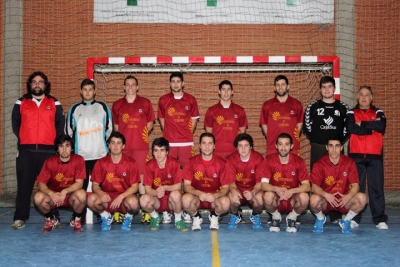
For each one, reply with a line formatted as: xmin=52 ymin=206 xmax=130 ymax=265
xmin=227 ymin=214 xmax=241 ymax=229
xmin=250 ymin=214 xmax=262 ymax=229
xmin=121 ymin=215 xmax=133 ymax=231
xmin=101 ymin=215 xmax=113 ymax=231
xmin=339 ymin=219 xmax=351 ymax=234
xmin=313 ymin=215 xmax=326 ymax=233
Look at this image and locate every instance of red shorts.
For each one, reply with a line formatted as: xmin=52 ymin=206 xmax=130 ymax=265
xmin=51 ymin=194 xmax=72 ymax=209
xmin=323 ymin=203 xmax=348 ymax=214
xmin=198 ymin=200 xmax=214 ymax=211
xmin=123 ymin=149 xmax=149 ymax=175
xmin=277 ymin=199 xmax=293 ymax=213
xmin=169 ymin=146 xmax=193 ymax=168
xmin=155 ymin=195 xmax=171 ymax=213
xmin=104 ymin=192 xmax=128 ymax=213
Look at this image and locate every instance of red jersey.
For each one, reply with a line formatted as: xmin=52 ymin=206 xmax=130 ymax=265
xmin=37 ymin=154 xmax=86 ymax=192
xmin=91 ymin=154 xmax=140 ymax=194
xmin=261 ymin=153 xmax=308 ymax=189
xmin=158 ymin=92 xmax=200 ymax=145
xmin=112 ymin=96 xmax=155 ymax=151
xmin=310 ymin=154 xmax=359 ymax=195
xmin=182 ymin=154 xmax=234 ymax=193
xmin=226 ymin=150 xmax=264 ymax=192
xmin=204 ymin=101 xmax=248 ymax=156
xmin=259 ymin=95 xmax=303 ymax=156
xmin=143 ymin=156 xmax=182 ymax=192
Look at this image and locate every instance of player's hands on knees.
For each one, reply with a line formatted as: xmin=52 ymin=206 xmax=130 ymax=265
xmin=198 ymin=191 xmax=208 ymax=202
xmin=326 ymin=192 xmax=340 ymax=207
xmin=49 ymin=191 xmax=63 ymax=207
xmin=336 ymin=192 xmax=350 ymax=208
xmin=110 ymin=195 xmax=124 ymax=209
xmin=156 ymin=186 xmax=166 ymax=199
xmin=231 ymin=189 xmax=243 ymax=204
xmin=280 ymin=189 xmax=294 ymax=201
xmin=275 ymin=187 xmax=287 ymax=199
xmin=204 ymin=193 xmax=216 ymax=203
xmin=242 ymin=190 xmax=253 ymax=201
xmin=99 ymin=191 xmax=111 ymax=203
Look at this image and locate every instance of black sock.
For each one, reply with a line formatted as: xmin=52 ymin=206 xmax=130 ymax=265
xmin=252 ymin=211 xmax=260 ymax=216
xmin=73 ymin=212 xmax=83 ymax=219
xmin=210 ymin=211 xmax=218 ymax=217
xmin=44 ymin=212 xmax=54 ymax=219
xmin=193 ymin=211 xmax=202 ymax=218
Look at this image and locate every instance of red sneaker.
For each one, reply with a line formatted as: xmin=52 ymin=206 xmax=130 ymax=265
xmin=42 ymin=218 xmax=58 ymax=233
xmin=72 ymin=218 xmax=83 ymax=233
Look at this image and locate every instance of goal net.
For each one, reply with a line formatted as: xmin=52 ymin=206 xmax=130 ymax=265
xmin=88 ymin=55 xmax=339 ymax=162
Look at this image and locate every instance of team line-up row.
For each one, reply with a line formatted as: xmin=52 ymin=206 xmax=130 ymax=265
xmin=10 ymin=71 xmax=388 ymax=233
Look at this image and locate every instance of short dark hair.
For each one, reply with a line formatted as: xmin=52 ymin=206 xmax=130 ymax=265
xmin=55 ymin=134 xmax=74 ymax=152
xmin=152 ymin=137 xmax=170 ymax=153
xmin=276 ymin=133 xmax=293 ymax=145
xmin=107 ymin=132 xmax=126 ymax=145
xmin=199 ymin=132 xmax=215 ymax=144
xmin=124 ymin=75 xmax=138 ymax=86
xmin=170 ymin=72 xmax=184 ymax=82
xmin=326 ymin=133 xmax=343 ymax=145
xmin=26 ymin=71 xmax=51 ymax=95
xmin=80 ymin=79 xmax=95 ymax=90
xmin=274 ymin=75 xmax=289 ymax=86
xmin=219 ymin=80 xmax=233 ymax=90
xmin=319 ymin=76 xmax=335 ymax=88
xmin=234 ymin=133 xmax=253 ymax=148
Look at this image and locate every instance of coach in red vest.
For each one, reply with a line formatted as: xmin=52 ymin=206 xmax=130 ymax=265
xmin=346 ymin=85 xmax=388 ymax=230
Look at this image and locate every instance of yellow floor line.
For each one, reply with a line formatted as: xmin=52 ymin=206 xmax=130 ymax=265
xmin=211 ymin=230 xmax=221 ymax=267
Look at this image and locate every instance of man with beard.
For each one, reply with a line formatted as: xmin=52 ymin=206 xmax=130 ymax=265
xmin=261 ymin=133 xmax=310 ymax=233
xmin=11 ymin=71 xmax=64 ymax=229
xmin=259 ymin=75 xmax=304 ymax=156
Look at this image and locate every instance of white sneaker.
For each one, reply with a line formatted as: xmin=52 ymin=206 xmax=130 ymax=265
xmin=350 ymin=220 xmax=359 ymax=229
xmin=191 ymin=216 xmax=203 ymax=231
xmin=376 ymin=222 xmax=388 ymax=230
xmin=209 ymin=214 xmax=220 ymax=230
xmin=162 ymin=211 xmax=173 ymax=224
xmin=183 ymin=211 xmax=192 ymax=224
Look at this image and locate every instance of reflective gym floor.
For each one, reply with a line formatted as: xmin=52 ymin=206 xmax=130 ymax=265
xmin=0 ymin=207 xmax=399 ymax=267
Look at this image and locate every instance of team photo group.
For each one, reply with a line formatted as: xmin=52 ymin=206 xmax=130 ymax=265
xmin=10 ymin=70 xmax=388 ymax=235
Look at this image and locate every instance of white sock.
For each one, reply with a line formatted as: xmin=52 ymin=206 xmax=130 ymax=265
xmin=315 ymin=211 xmax=325 ymax=220
xmin=149 ymin=210 xmax=159 ymax=218
xmin=344 ymin=210 xmax=358 ymax=221
xmin=270 ymin=210 xmax=282 ymax=221
xmin=125 ymin=213 xmax=133 ymax=218
xmin=175 ymin=213 xmax=182 ymax=222
xmin=100 ymin=211 xmax=111 ymax=218
xmin=287 ymin=210 xmax=300 ymax=221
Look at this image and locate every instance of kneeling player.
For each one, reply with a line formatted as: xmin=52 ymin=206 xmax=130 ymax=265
xmin=87 ymin=132 xmax=140 ymax=231
xmin=182 ymin=133 xmax=233 ymax=231
xmin=261 ymin=133 xmax=310 ymax=233
xmin=34 ymin=135 xmax=87 ymax=233
xmin=227 ymin=133 xmax=264 ymax=229
xmin=140 ymin=137 xmax=189 ymax=232
xmin=310 ymin=135 xmax=367 ymax=234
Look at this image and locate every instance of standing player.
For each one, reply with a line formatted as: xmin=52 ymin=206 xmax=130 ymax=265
xmin=34 ymin=135 xmax=87 ymax=233
xmin=261 ymin=133 xmax=310 ymax=233
xmin=259 ymin=75 xmax=303 ymax=156
xmin=226 ymin=133 xmax=264 ymax=229
xmin=65 ymin=79 xmax=113 ymax=192
xmin=87 ymin=132 xmax=140 ymax=231
xmin=11 ymin=71 xmax=64 ymax=229
xmin=309 ymin=135 xmax=367 ymax=234
xmin=182 ymin=133 xmax=233 ymax=231
xmin=204 ymin=80 xmax=248 ymax=159
xmin=140 ymin=137 xmax=189 ymax=232
xmin=346 ymin=86 xmax=388 ymax=229
xmin=158 ymin=72 xmax=200 ymax=168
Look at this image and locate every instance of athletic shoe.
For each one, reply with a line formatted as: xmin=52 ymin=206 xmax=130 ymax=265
xmin=227 ymin=214 xmax=241 ymax=229
xmin=149 ymin=214 xmax=162 ymax=231
xmin=250 ymin=214 xmax=262 ymax=229
xmin=175 ymin=220 xmax=189 ymax=232
xmin=100 ymin=215 xmax=113 ymax=231
xmin=70 ymin=216 xmax=85 ymax=228
xmin=113 ymin=212 xmax=124 ymax=224
xmin=141 ymin=211 xmax=151 ymax=224
xmin=313 ymin=215 xmax=326 ymax=233
xmin=350 ymin=220 xmax=359 ymax=229
xmin=269 ymin=219 xmax=281 ymax=232
xmin=162 ymin=211 xmax=173 ymax=224
xmin=339 ymin=219 xmax=351 ymax=234
xmin=182 ymin=211 xmax=192 ymax=224
xmin=376 ymin=222 xmax=389 ymax=230
xmin=11 ymin=220 xmax=25 ymax=230
xmin=209 ymin=214 xmax=220 ymax=230
xmin=51 ymin=209 xmax=62 ymax=228
xmin=286 ymin=218 xmax=297 ymax=233
xmin=72 ymin=218 xmax=83 ymax=233
xmin=121 ymin=215 xmax=133 ymax=231
xmin=191 ymin=216 xmax=203 ymax=231
xmin=42 ymin=218 xmax=59 ymax=233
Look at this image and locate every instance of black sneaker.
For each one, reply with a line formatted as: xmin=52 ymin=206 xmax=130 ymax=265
xmin=269 ymin=219 xmax=280 ymax=232
xmin=286 ymin=218 xmax=298 ymax=233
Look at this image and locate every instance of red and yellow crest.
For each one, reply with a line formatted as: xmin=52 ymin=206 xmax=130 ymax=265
xmin=216 ymin=116 xmax=224 ymax=125
xmin=167 ymin=107 xmax=175 ymax=117
xmin=154 ymin=177 xmax=161 ymax=187
xmin=142 ymin=127 xmax=149 ymax=143
xmin=325 ymin=175 xmax=335 ymax=185
xmin=273 ymin=172 xmax=281 ymax=182
xmin=194 ymin=171 xmax=203 ymax=181
xmin=236 ymin=173 xmax=243 ymax=182
xmin=272 ymin=111 xmax=280 ymax=121
xmin=122 ymin=113 xmax=129 ymax=123
xmin=106 ymin=173 xmax=114 ymax=182
xmin=55 ymin=173 xmax=64 ymax=182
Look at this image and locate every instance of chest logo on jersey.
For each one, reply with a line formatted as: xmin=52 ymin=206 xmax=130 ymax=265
xmin=122 ymin=114 xmax=129 ymax=123
xmin=290 ymin=110 xmax=295 ymax=115
xmin=273 ymin=172 xmax=281 ymax=181
xmin=234 ymin=114 xmax=238 ymax=119
xmin=251 ymin=169 xmax=255 ymax=174
xmin=46 ymin=106 xmax=51 ymax=110
xmin=213 ymin=173 xmax=217 ymax=178
xmin=185 ymin=106 xmax=189 ymax=110
xmin=320 ymin=116 xmax=337 ymax=130
xmin=343 ymin=172 xmax=347 ymax=176
xmin=167 ymin=174 xmax=172 ymax=178
xmin=325 ymin=175 xmax=335 ymax=185
xmin=334 ymin=110 xmax=340 ymax=116
xmin=194 ymin=171 xmax=203 ymax=180
xmin=138 ymin=109 xmax=143 ymax=113
xmin=154 ymin=177 xmax=161 ymax=186
xmin=216 ymin=116 xmax=224 ymax=125
xmin=236 ymin=173 xmax=243 ymax=181
xmin=106 ymin=173 xmax=114 ymax=182
xmin=291 ymin=171 xmax=295 ymax=176
xmin=55 ymin=173 xmax=64 ymax=182
xmin=272 ymin=111 xmax=280 ymax=121
xmin=122 ymin=172 xmax=126 ymax=176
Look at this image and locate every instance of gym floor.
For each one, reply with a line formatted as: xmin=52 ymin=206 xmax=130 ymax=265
xmin=0 ymin=207 xmax=399 ymax=267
